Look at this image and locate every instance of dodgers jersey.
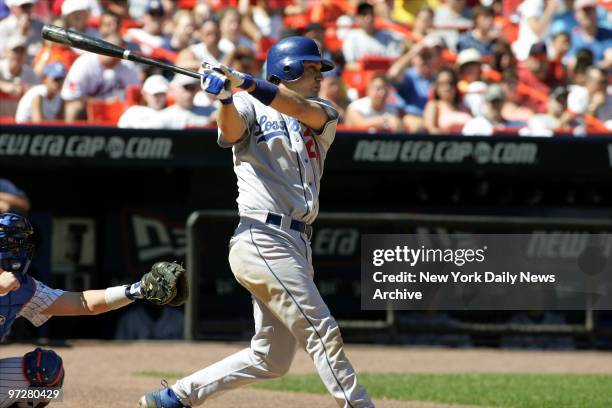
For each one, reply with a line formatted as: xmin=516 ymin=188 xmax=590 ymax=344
xmin=218 ymin=92 xmax=339 ymax=225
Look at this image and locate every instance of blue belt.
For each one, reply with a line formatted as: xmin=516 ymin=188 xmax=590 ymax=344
xmin=265 ymin=212 xmax=313 ymax=240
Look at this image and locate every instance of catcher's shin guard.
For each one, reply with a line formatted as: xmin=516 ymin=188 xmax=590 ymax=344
xmin=138 ymin=381 xmax=190 ymax=408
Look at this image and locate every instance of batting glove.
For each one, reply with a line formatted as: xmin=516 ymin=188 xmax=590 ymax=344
xmin=201 ymin=70 xmax=233 ymax=102
xmin=202 ymin=62 xmax=254 ymax=90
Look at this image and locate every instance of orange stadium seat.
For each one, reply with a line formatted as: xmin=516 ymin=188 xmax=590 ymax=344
xmin=125 ymin=85 xmax=143 ymax=107
xmin=86 ymin=99 xmax=126 ymax=125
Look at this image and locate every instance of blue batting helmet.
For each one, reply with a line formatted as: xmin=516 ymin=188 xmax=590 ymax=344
xmin=0 ymin=212 xmax=34 ymax=275
xmin=265 ymin=36 xmax=335 ymax=83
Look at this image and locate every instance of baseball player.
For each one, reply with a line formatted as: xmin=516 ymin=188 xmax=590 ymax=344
xmin=139 ymin=36 xmax=374 ymax=408
xmin=0 ymin=212 xmax=187 ymax=408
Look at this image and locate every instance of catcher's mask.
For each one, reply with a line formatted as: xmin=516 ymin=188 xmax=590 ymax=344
xmin=0 ymin=212 xmax=34 ymax=280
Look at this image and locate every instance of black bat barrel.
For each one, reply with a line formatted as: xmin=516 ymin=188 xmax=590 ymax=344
xmin=42 ymin=24 xmax=125 ymax=59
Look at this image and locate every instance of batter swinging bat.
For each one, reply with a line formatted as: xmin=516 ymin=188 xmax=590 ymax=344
xmin=41 ymin=24 xmax=230 ymax=88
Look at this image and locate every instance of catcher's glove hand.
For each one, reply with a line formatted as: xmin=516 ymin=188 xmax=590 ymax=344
xmin=140 ymin=261 xmax=189 ymax=306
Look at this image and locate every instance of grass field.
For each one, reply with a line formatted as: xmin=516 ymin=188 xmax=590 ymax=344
xmin=138 ymin=371 xmax=612 ymax=408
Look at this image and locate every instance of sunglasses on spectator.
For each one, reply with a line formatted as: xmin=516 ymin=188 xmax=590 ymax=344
xmin=182 ymin=84 xmax=199 ymax=91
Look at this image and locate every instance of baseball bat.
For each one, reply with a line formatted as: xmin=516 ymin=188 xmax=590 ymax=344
xmin=41 ymin=24 xmax=229 ymax=87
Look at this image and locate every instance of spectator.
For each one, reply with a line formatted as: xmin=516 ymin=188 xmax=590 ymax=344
xmin=218 ymin=7 xmax=255 ymax=55
xmin=159 ymin=74 xmax=216 ymax=129
xmin=567 ymin=0 xmax=612 ymax=66
xmin=499 ymin=70 xmax=536 ymax=123
xmin=118 ymin=74 xmax=168 ymax=128
xmin=342 ymin=2 xmax=405 ymax=69
xmin=168 ymin=10 xmax=196 ymax=52
xmin=192 ymin=2 xmax=213 ymax=27
xmin=462 ymin=84 xmax=509 ymax=135
xmin=570 ymin=47 xmax=594 ymax=80
xmin=124 ymin=0 xmax=171 ymax=54
xmin=241 ymin=0 xmax=283 ymax=42
xmin=98 ymin=10 xmax=122 ymax=38
xmin=410 ymin=6 xmax=436 ymax=41
xmin=0 ymin=179 xmax=30 ymax=214
xmin=520 ymin=85 xmax=575 ymax=135
xmin=423 ymin=67 xmax=472 ymax=133
xmin=547 ymin=30 xmax=570 ymax=83
xmin=548 ymin=30 xmax=571 ymax=61
xmin=388 ymin=36 xmax=444 ymax=132
xmin=0 ymin=0 xmax=44 ymax=62
xmin=32 ymin=17 xmax=79 ymax=77
xmin=456 ymin=48 xmax=483 ymax=90
xmin=433 ymin=0 xmax=473 ymax=51
xmin=318 ymin=73 xmax=350 ymax=122
xmin=15 ymin=62 xmax=66 ymax=123
xmin=517 ymin=42 xmax=556 ymax=113
xmin=225 ymin=45 xmax=258 ymax=77
xmin=580 ymin=66 xmax=611 ymax=123
xmin=392 ymin=0 xmax=440 ymax=26
xmin=512 ymin=0 xmax=559 ymax=61
xmin=61 ymin=0 xmax=93 ymax=35
xmin=177 ymin=18 xmax=228 ymax=72
xmin=0 ymin=35 xmax=39 ymax=96
xmin=61 ymin=33 xmax=140 ymax=121
xmin=456 ymin=6 xmax=498 ymax=55
xmin=345 ymin=73 xmax=404 ymax=132
xmin=490 ymin=39 xmax=517 ymax=74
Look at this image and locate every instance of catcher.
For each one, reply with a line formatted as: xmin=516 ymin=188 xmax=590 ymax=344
xmin=0 ymin=212 xmax=188 ymax=408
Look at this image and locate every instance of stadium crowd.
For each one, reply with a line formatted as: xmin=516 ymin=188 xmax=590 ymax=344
xmin=0 ymin=0 xmax=610 ymax=135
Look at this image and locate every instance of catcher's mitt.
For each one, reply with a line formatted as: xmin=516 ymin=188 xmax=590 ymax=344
xmin=140 ymin=261 xmax=189 ymax=306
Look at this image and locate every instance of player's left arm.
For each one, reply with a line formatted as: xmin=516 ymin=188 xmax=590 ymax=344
xmin=201 ymin=64 xmax=333 ymax=132
xmin=268 ymin=85 xmax=331 ymax=131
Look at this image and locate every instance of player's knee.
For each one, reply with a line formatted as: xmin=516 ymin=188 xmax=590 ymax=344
xmin=252 ymin=351 xmax=292 ymax=378
xmin=23 ymin=348 xmax=65 ymax=388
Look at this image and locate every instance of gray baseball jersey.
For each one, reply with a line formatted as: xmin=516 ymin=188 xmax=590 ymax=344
xmin=170 ymin=92 xmax=374 ymax=408
xmin=218 ymin=92 xmax=339 ymax=225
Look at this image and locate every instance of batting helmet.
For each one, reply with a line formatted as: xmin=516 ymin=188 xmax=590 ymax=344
xmin=0 ymin=212 xmax=34 ymax=275
xmin=265 ymin=36 xmax=335 ymax=83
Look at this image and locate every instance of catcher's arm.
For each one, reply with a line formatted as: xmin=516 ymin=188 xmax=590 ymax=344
xmin=42 ymin=261 xmax=188 ymax=315
xmin=42 ymin=290 xmax=114 ymax=316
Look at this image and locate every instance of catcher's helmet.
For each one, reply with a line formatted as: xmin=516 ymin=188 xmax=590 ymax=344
xmin=0 ymin=212 xmax=34 ymax=275
xmin=265 ymin=36 xmax=334 ymax=83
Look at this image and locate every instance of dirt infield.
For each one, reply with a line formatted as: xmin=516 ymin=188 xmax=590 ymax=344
xmin=2 ymin=341 xmax=612 ymax=408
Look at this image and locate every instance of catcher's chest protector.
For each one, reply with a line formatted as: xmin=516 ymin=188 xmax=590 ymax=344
xmin=0 ymin=274 xmax=35 ymax=339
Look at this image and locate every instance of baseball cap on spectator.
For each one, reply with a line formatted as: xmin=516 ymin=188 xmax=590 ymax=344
xmin=574 ymin=0 xmax=598 ymax=9
xmin=6 ymin=35 xmax=27 ymax=51
xmin=457 ymin=48 xmax=482 ymax=67
xmin=143 ymin=75 xmax=169 ymax=94
xmin=6 ymin=0 xmax=36 ymax=6
xmin=43 ymin=62 xmax=67 ymax=79
xmin=485 ymin=84 xmax=505 ymax=102
xmin=61 ymin=0 xmax=90 ymax=16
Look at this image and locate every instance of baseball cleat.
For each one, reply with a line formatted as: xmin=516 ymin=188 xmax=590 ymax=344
xmin=138 ymin=381 xmax=190 ymax=408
